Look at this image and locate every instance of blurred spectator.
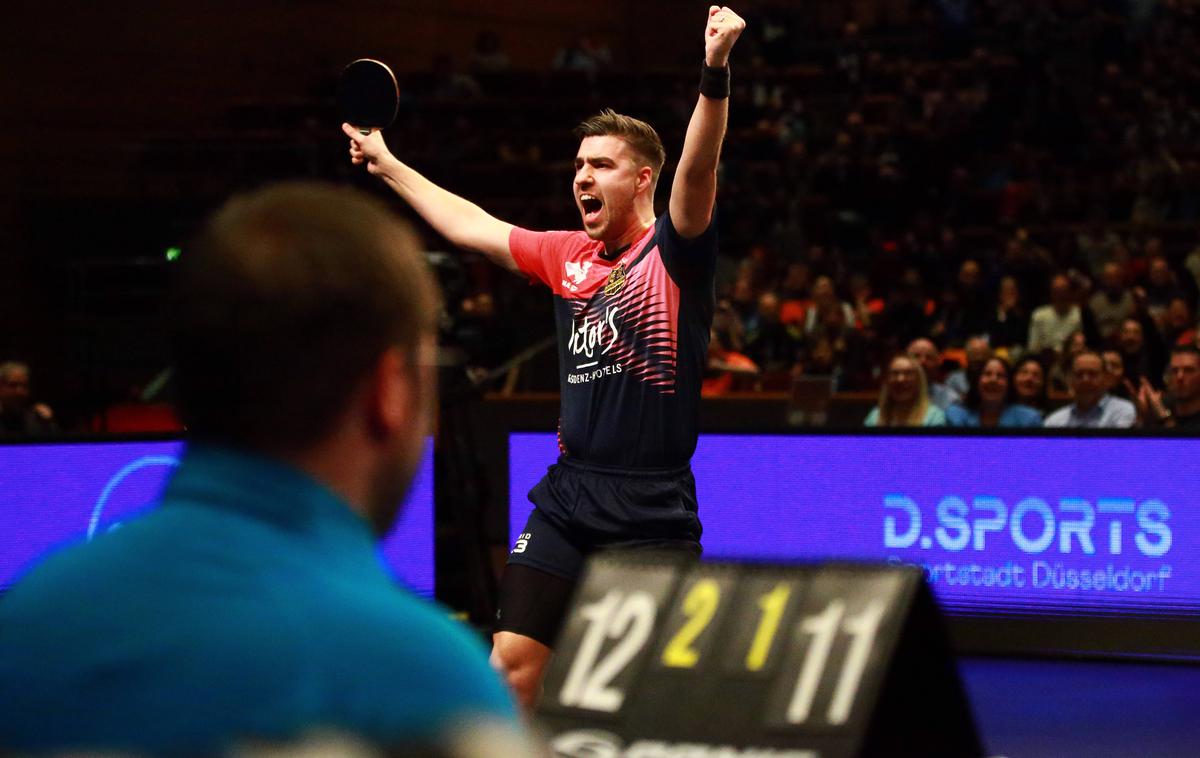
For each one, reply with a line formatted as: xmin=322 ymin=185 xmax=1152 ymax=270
xmin=864 ymin=354 xmax=946 ymax=427
xmin=744 ymin=291 xmax=801 ymax=373
xmin=1012 ymin=356 xmax=1050 ymax=414
xmin=703 ymin=328 xmax=760 ymax=396
xmin=778 ymin=262 xmax=812 ymax=325
xmin=833 ymin=22 xmax=865 ymax=88
xmin=553 ymin=34 xmax=612 ymax=71
xmin=0 ymin=361 xmax=57 ymax=436
xmin=1117 ymin=315 xmax=1167 ymax=389
xmin=1027 ymin=273 xmax=1082 ymax=357
xmin=469 ymin=31 xmax=512 ymax=73
xmin=946 ymin=335 xmax=992 ymax=399
xmin=907 ymin=337 xmax=960 ymax=409
xmin=804 ymin=276 xmax=856 ymax=338
xmin=1044 ymin=351 xmax=1137 ymax=428
xmin=1143 ymin=256 xmax=1184 ymax=326
xmin=1184 ymin=238 xmax=1200 ymax=292
xmin=877 ymin=268 xmax=934 ymax=350
xmin=431 ymin=54 xmax=482 ymax=100
xmin=1088 ymin=262 xmax=1135 ymax=342
xmin=1100 ymin=348 xmax=1132 ymax=401
xmin=1002 ymin=234 xmax=1055 ymax=308
xmin=713 ymin=298 xmax=747 ymax=356
xmin=1050 ymin=330 xmax=1089 ymax=394
xmin=1077 ymin=220 xmax=1124 ymax=278
xmin=938 ymin=259 xmax=992 ymax=345
xmin=1137 ymin=346 xmax=1200 ymax=429
xmin=729 ymin=276 xmax=758 ymax=327
xmin=1163 ymin=297 xmax=1196 ymax=347
xmin=985 ymin=276 xmax=1030 ymax=355
xmin=945 ymin=356 xmax=1043 ymax=428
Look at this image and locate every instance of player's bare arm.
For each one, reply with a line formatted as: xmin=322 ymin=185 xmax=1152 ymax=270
xmin=669 ymin=6 xmax=745 ymax=239
xmin=343 ymin=123 xmax=518 ymax=272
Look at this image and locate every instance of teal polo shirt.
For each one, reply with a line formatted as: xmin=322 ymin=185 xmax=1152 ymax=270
xmin=0 ymin=445 xmax=514 ymax=754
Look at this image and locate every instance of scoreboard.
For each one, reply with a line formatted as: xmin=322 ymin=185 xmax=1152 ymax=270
xmin=539 ymin=553 xmax=981 ymax=757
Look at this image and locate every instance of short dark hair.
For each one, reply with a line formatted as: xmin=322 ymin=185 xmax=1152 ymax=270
xmin=172 ymin=182 xmax=439 ymax=451
xmin=1069 ymin=349 xmax=1104 ymax=374
xmin=1171 ymin=344 xmax=1200 ymax=362
xmin=573 ymin=109 xmax=666 ymax=185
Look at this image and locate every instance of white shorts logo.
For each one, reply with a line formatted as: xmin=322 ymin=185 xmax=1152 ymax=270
xmin=512 ymin=532 xmax=532 ymax=554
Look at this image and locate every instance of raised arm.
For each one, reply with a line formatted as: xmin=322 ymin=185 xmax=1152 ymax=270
xmin=669 ymin=6 xmax=745 ymax=240
xmin=344 ymin=124 xmax=518 ymax=272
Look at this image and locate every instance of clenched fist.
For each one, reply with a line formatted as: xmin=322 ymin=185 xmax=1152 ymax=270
xmin=705 ymin=6 xmax=746 ymax=68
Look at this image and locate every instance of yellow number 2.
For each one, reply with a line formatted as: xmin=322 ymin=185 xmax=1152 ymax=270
xmin=745 ymin=582 xmax=791 ymax=672
xmin=661 ymin=579 xmax=721 ymax=668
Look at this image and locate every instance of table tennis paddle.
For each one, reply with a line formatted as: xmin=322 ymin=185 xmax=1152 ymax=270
xmin=338 ymin=58 xmax=398 ymax=136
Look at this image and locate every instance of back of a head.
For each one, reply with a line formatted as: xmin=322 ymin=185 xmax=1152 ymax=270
xmin=172 ymin=182 xmax=439 ymax=453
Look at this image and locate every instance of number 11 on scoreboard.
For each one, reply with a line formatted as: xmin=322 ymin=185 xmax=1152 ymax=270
xmin=786 ymin=598 xmax=888 ymax=726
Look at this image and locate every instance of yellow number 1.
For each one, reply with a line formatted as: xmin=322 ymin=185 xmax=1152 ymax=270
xmin=745 ymin=582 xmax=791 ymax=671
xmin=661 ymin=579 xmax=721 ymax=668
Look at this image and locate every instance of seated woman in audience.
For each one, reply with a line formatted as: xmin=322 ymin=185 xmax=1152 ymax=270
xmin=864 ymin=354 xmax=946 ymax=427
xmin=1012 ymin=356 xmax=1050 ymax=413
xmin=946 ymin=356 xmax=1043 ymax=427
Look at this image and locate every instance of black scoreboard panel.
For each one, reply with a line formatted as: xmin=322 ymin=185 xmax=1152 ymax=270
xmin=539 ymin=553 xmax=982 ymax=758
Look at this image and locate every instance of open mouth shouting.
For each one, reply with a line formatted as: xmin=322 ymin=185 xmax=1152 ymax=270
xmin=579 ymin=193 xmax=604 ymax=227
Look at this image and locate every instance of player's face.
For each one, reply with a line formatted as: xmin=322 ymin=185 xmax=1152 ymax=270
xmin=574 ymin=135 xmax=645 ymax=241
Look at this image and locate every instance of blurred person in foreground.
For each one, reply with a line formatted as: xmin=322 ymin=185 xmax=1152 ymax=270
xmin=864 ymin=354 xmax=946 ymax=427
xmin=0 ymin=183 xmax=517 ymax=754
xmin=1044 ymin=350 xmax=1137 ymax=428
xmin=945 ymin=356 xmax=1043 ymax=428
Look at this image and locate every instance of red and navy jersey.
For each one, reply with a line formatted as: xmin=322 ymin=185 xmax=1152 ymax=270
xmin=510 ymin=214 xmax=717 ymax=468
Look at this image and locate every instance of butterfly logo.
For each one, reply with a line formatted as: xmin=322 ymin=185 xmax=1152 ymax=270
xmin=565 ymin=260 xmax=593 ymax=285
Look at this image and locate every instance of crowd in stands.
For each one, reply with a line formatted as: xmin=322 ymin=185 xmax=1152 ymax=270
xmin=371 ymin=1 xmax=1200 ymax=433
xmin=693 ymin=0 xmax=1200 ymax=428
xmin=14 ymin=0 xmax=1200 ymax=433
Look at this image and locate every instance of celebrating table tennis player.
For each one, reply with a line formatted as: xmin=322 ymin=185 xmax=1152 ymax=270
xmin=345 ymin=6 xmax=746 ymax=709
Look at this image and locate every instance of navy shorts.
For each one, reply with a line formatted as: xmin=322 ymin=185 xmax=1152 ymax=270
xmin=506 ymin=456 xmax=703 ymax=581
xmin=497 ymin=457 xmax=703 ymax=644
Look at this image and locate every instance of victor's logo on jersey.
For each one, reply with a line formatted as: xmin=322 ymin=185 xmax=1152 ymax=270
xmin=604 ymin=263 xmax=627 ymax=296
xmin=565 ymin=260 xmax=592 ymax=285
xmin=568 ymin=306 xmax=621 ymax=360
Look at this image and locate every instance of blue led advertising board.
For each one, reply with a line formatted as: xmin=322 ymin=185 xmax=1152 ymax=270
xmin=510 ymin=433 xmax=1198 ymax=624
xmin=0 ymin=439 xmax=434 ymax=596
